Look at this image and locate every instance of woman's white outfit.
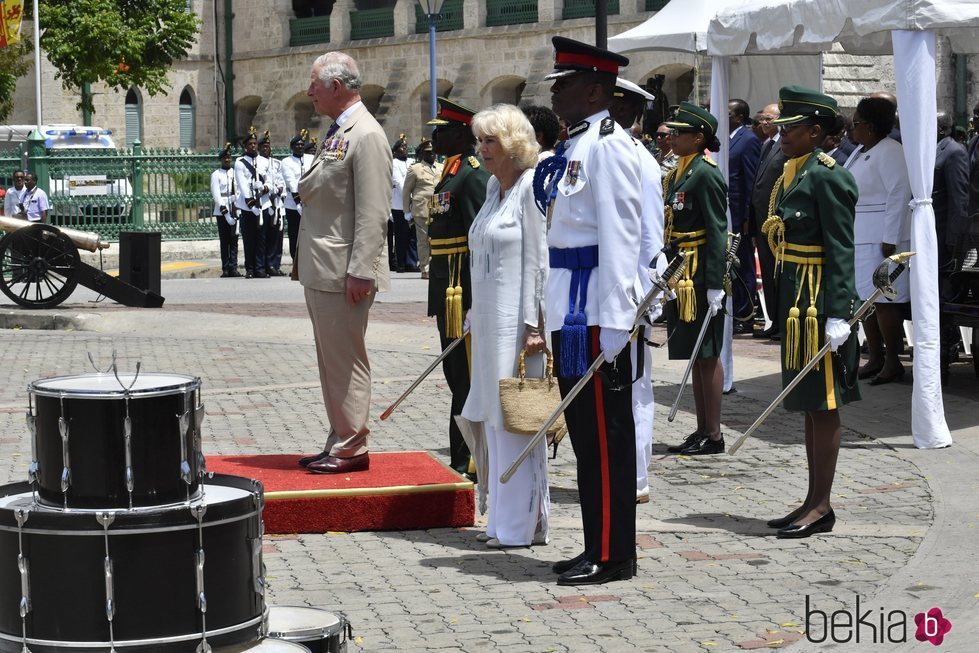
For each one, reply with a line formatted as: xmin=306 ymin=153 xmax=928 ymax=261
xmin=462 ymin=169 xmax=550 ymax=546
xmin=844 ymin=137 xmax=912 ymax=302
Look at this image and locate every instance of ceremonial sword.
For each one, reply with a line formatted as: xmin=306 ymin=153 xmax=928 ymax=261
xmin=727 ymin=251 xmax=915 ymax=455
xmin=379 ymin=329 xmax=470 ymax=421
xmin=667 ymin=232 xmax=742 ymax=422
xmin=500 ymin=250 xmax=689 ymax=484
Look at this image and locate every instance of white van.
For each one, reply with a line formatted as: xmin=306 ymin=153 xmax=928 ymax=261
xmin=0 ymin=125 xmax=131 ymax=223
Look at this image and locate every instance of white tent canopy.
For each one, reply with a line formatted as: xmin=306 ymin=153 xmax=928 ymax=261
xmin=708 ymin=0 xmax=979 ymax=449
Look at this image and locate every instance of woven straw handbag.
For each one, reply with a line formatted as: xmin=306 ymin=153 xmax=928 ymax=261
xmin=499 ymin=349 xmax=566 ymax=436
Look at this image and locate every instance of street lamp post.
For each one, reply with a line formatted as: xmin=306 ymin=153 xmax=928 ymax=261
xmin=418 ymin=0 xmax=446 ymax=123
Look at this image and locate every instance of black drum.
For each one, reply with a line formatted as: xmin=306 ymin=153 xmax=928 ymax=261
xmin=218 ymin=639 xmax=311 ymax=652
xmin=267 ymin=607 xmax=350 ymax=653
xmin=0 ymin=474 xmax=266 ymax=652
xmin=28 ymin=372 xmax=205 ymax=508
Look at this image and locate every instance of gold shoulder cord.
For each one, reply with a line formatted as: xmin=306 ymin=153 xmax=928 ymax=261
xmin=761 ymin=174 xmax=787 ymax=273
xmin=662 ymin=168 xmax=677 ymax=242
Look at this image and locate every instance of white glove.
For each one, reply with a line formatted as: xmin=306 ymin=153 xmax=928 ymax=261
xmin=224 ymin=214 xmax=236 ymax=226
xmin=825 ymin=317 xmax=851 ymax=352
xmin=251 ymin=181 xmax=264 ymax=194
xmin=599 ymin=327 xmax=631 ymax=363
xmin=462 ymin=311 xmax=471 ymax=333
xmin=707 ymin=288 xmax=725 ymax=316
xmin=648 ymin=302 xmax=663 ymax=324
xmin=257 ymin=211 xmax=263 ymax=226
xmin=405 ymin=211 xmax=413 ymax=222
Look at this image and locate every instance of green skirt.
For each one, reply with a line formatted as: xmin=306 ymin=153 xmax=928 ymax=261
xmin=664 ymin=287 xmax=723 ymax=360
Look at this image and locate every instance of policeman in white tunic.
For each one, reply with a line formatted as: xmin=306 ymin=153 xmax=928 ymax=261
xmin=611 ymin=77 xmax=665 ymax=505
xmin=234 ymin=128 xmax=273 ymax=278
xmin=538 ymin=37 xmax=643 ymax=586
xmin=259 ymin=131 xmax=288 ymax=276
xmin=211 ymin=144 xmax=241 ymax=277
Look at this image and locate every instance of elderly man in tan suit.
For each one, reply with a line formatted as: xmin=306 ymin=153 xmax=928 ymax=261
xmin=297 ymin=51 xmax=392 ymax=474
xmin=402 ymin=139 xmax=443 ymax=279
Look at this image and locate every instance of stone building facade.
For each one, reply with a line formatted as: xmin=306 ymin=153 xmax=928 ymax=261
xmin=7 ymin=1 xmax=977 ymax=150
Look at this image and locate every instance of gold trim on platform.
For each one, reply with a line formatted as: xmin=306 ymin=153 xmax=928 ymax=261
xmin=265 ymin=481 xmax=474 ymax=501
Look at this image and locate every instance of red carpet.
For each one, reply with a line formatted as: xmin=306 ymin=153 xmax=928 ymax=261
xmin=206 ymin=452 xmax=474 ymax=534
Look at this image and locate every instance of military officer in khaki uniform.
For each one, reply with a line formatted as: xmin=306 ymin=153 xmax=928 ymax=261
xmin=403 ymin=139 xmax=443 ymax=278
xmin=661 ymin=103 xmax=730 ymax=457
xmin=428 ymin=97 xmax=491 ymax=475
xmin=761 ymin=86 xmax=860 ymax=538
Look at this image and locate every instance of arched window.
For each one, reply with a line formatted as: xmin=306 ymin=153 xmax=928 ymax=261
xmin=179 ymin=87 xmax=196 ymax=149
xmin=125 ymin=88 xmax=143 ymax=147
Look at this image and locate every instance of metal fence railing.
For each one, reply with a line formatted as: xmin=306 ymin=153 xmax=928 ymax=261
xmin=289 ymin=16 xmax=330 ymax=46
xmin=350 ymin=8 xmax=395 ymax=40
xmin=563 ymin=0 xmax=620 ymax=19
xmin=18 ymin=143 xmax=290 ymax=241
xmin=485 ymin=0 xmax=538 ymax=27
xmin=414 ymin=0 xmax=465 ymax=33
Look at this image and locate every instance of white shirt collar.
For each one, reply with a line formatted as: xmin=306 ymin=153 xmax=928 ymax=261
xmin=730 ymin=125 xmax=743 ymax=139
xmin=334 ymin=101 xmax=363 ymax=128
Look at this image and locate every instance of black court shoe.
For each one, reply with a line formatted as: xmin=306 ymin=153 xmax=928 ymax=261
xmin=667 ymin=432 xmax=701 ymax=454
xmin=776 ymin=510 xmax=836 ymax=539
xmin=679 ymin=435 xmax=725 ymax=456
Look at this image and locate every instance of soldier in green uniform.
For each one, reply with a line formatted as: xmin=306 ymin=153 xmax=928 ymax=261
xmin=761 ymin=86 xmax=860 ymax=539
xmin=661 ymin=102 xmax=730 ymax=456
xmin=427 ymin=97 xmax=491 ymax=475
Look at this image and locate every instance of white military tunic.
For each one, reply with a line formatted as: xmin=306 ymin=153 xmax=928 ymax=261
xmin=234 ymin=154 xmax=273 ymax=216
xmin=210 ymin=167 xmax=235 ymax=218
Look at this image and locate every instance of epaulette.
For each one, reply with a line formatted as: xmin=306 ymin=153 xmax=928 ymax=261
xmin=702 ymin=155 xmax=717 ymax=167
xmin=599 ymin=117 xmax=615 ymax=136
xmin=468 ymin=156 xmax=480 ymax=169
xmin=817 ymin=152 xmax=836 ymax=168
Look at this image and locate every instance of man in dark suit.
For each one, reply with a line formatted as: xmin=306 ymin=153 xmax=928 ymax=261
xmin=966 ymin=101 xmax=979 ymax=252
xmin=749 ymin=102 xmax=786 ymax=339
xmin=935 ymin=111 xmax=971 ymax=381
xmin=728 ymin=98 xmax=761 ymax=329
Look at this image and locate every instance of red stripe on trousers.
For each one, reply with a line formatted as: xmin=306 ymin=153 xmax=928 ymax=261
xmin=591 ymin=328 xmax=611 ymax=562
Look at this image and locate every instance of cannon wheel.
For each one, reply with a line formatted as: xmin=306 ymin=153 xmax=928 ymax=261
xmin=0 ymin=224 xmax=81 ymax=309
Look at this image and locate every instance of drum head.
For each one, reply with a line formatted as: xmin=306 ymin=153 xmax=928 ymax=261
xmin=267 ymin=606 xmax=343 ymax=640
xmin=218 ymin=639 xmax=311 ymax=652
xmin=29 ymin=372 xmax=200 ymax=399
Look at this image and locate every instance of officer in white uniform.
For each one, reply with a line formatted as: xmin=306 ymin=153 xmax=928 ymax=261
xmin=234 ymin=129 xmax=273 ymax=278
xmin=611 ymin=77 xmax=665 ymax=505
xmin=259 ymin=132 xmax=287 ymax=276
xmin=211 ymin=144 xmax=241 ymax=277
xmin=538 ymin=37 xmax=643 ymax=586
xmin=280 ymin=132 xmax=310 ymax=263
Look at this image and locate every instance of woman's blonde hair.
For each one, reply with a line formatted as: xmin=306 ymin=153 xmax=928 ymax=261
xmin=471 ymin=104 xmax=540 ymax=171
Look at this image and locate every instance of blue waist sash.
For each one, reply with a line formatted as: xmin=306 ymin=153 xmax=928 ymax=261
xmin=549 ymin=245 xmax=598 ymax=377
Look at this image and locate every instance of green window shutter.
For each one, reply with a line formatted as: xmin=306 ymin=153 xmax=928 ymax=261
xmin=125 ymin=105 xmax=141 ymax=146
xmin=179 ymin=104 xmax=195 ymax=148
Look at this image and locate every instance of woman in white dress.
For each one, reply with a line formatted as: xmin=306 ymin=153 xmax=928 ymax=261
xmin=462 ymin=104 xmax=550 ymax=548
xmin=844 ymin=96 xmax=912 ymax=385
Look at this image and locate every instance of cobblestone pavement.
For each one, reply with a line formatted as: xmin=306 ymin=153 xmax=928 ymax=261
xmin=0 ymin=296 xmax=973 ymax=652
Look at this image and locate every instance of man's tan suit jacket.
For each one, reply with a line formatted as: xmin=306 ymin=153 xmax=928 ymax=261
xmin=298 ymin=104 xmax=392 ymax=293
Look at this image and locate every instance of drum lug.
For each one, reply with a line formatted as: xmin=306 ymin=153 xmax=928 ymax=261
xmin=123 ymin=408 xmax=135 ymax=507
xmin=179 ymin=393 xmax=194 ymax=487
xmin=14 ymin=509 xmax=32 ymax=653
xmin=195 ymin=402 xmax=206 ymax=479
xmin=26 ymin=406 xmax=39 ymax=487
xmin=58 ymin=402 xmax=71 ymax=502
xmin=250 ymin=537 xmax=266 ymax=596
xmin=191 ymin=502 xmax=210 ymax=653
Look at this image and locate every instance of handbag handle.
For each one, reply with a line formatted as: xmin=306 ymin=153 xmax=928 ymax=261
xmin=517 ymin=348 xmax=556 ymax=387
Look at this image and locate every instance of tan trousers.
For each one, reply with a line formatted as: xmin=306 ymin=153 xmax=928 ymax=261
xmin=304 ymin=286 xmax=373 ymax=457
xmin=413 ymin=212 xmax=431 ymax=274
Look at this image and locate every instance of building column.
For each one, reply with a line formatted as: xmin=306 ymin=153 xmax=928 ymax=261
xmin=464 ymin=0 xmax=482 ymax=30
xmin=394 ymin=0 xmax=415 ymax=38
xmin=539 ymin=0 xmax=560 ymax=23
xmin=330 ymin=0 xmax=353 ymax=43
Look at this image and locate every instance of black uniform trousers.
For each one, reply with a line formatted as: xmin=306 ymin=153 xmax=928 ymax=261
xmin=732 ymin=235 xmax=758 ymax=320
xmin=215 ymin=213 xmax=239 ymax=273
xmin=552 ymin=326 xmax=637 ymax=564
xmin=239 ymin=208 xmax=269 ymax=275
xmin=435 ymin=312 xmax=472 ymax=472
xmin=393 ymin=209 xmax=413 ymax=271
xmin=285 ymin=208 xmax=302 ymax=262
xmin=265 ymin=210 xmax=284 ymax=272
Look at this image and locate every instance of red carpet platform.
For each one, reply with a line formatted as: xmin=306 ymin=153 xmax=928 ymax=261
xmin=206 ymin=451 xmax=474 ymax=534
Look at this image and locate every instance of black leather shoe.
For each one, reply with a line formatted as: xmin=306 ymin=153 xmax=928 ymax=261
xmin=679 ymin=435 xmax=725 ymax=455
xmin=220 ymin=272 xmax=230 ymax=278
xmin=298 ymin=451 xmax=329 ymax=467
xmin=552 ymin=552 xmax=587 ymax=574
xmin=245 ymin=271 xmax=254 ymax=279
xmin=228 ymin=269 xmax=243 ymax=278
xmin=269 ymin=268 xmax=286 ymax=277
xmin=776 ymin=510 xmax=836 ymax=539
xmin=557 ymin=559 xmax=635 ymax=586
xmin=753 ymin=326 xmax=777 ymax=339
xmin=869 ymin=365 xmax=906 ymax=386
xmin=767 ymin=511 xmax=802 ymax=529
xmin=666 ymin=432 xmax=701 ymax=454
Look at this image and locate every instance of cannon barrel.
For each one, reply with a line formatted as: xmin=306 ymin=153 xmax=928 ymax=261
xmin=0 ymin=215 xmax=110 ymax=252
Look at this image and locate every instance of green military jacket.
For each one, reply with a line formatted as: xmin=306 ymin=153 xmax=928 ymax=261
xmin=426 ymin=153 xmax=490 ymax=317
xmin=770 ymin=149 xmax=861 ymax=412
xmin=663 ymin=153 xmax=729 ymax=360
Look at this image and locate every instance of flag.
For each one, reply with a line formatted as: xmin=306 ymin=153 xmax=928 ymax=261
xmin=0 ymin=0 xmax=25 ymax=49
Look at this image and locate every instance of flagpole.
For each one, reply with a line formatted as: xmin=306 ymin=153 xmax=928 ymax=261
xmin=33 ymin=0 xmax=42 ymax=128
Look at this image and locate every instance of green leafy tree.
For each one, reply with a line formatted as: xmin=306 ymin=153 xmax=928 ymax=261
xmin=37 ymin=0 xmax=201 ymax=114
xmin=0 ymin=40 xmax=32 ymax=122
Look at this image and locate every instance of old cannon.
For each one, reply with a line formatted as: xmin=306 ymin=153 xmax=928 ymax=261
xmin=0 ymin=216 xmax=164 ymax=309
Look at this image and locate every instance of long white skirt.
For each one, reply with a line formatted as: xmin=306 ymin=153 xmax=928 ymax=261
xmin=855 ymin=242 xmax=910 ymax=303
xmin=485 ymin=422 xmax=549 ymax=546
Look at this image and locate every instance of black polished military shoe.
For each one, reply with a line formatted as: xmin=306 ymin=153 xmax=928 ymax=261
xmin=666 ymin=432 xmax=701 ymax=454
xmin=557 ymin=559 xmax=635 ymax=586
xmin=679 ymin=435 xmax=725 ymax=456
xmin=552 ymin=552 xmax=587 ymax=575
xmin=777 ymin=510 xmax=836 ymax=539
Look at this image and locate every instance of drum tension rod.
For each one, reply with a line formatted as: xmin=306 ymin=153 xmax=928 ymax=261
xmin=15 ymin=508 xmax=31 ymax=653
xmin=96 ymin=512 xmax=117 ymax=652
